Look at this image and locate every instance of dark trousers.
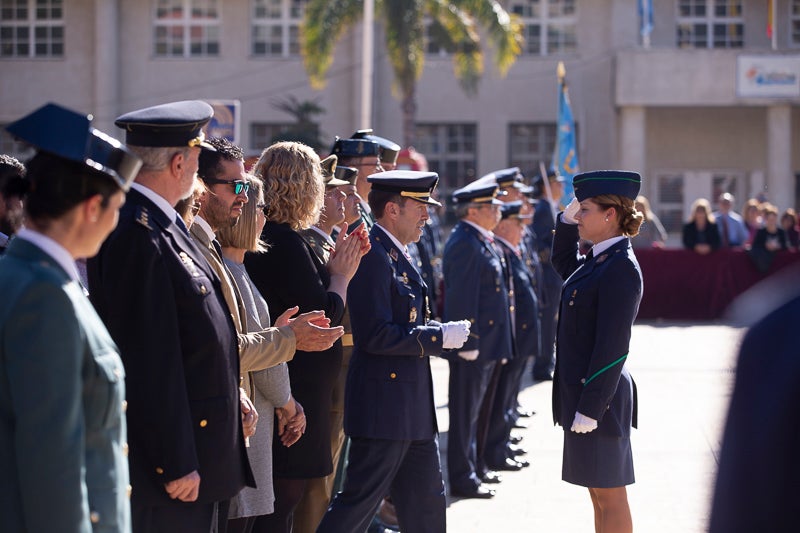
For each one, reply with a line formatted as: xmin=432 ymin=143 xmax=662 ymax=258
xmin=133 ymin=499 xmax=229 ymax=533
xmin=533 ymin=266 xmax=561 ymax=377
xmin=485 ymin=353 xmax=529 ymax=465
xmin=317 ymin=436 xmax=446 ymax=533
xmin=446 ymin=358 xmax=495 ymax=492
xmin=476 ymin=361 xmax=503 ymax=474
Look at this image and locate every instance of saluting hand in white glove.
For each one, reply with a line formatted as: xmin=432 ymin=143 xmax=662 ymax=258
xmin=570 ymin=411 xmax=598 ymax=433
xmin=562 ymin=198 xmax=580 ymax=225
xmin=441 ymin=320 xmax=471 ymax=350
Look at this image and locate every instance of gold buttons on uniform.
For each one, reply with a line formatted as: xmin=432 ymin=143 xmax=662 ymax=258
xmin=488 ymin=319 xmax=494 ymax=325
xmin=431 ymin=336 xmax=437 ymax=342
xmin=156 ymin=467 xmax=164 ymax=474
xmin=199 ymin=419 xmax=208 ymax=428
xmin=200 ymin=285 xmax=207 ymax=294
xmin=580 ymin=378 xmax=586 ymax=384
xmin=390 ymin=373 xmax=397 ymax=379
xmin=90 ymin=511 xmax=100 ymax=524
xmin=509 ymin=306 xmax=515 ymax=312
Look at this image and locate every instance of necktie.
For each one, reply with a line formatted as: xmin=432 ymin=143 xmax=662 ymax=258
xmin=175 ymin=214 xmax=190 ymax=235
xmin=585 ymin=249 xmax=594 ymax=262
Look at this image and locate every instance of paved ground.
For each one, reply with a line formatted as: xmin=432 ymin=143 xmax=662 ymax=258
xmin=430 ymin=321 xmax=745 ymax=532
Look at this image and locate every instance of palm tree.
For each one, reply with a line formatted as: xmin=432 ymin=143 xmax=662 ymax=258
xmin=302 ymin=0 xmax=523 ymax=147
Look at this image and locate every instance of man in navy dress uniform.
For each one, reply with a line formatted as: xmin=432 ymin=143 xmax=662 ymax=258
xmin=317 ymin=170 xmax=470 ymax=533
xmin=443 ymin=182 xmax=515 ymax=499
xmin=330 ymin=137 xmax=382 ymax=231
xmin=87 ymin=101 xmax=253 ymax=532
xmin=531 ymin=168 xmax=565 ymax=381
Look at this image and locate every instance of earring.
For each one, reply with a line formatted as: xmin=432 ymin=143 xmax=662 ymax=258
xmin=604 ymin=217 xmax=609 ymax=222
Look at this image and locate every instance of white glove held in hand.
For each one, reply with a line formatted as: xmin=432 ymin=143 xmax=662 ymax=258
xmin=441 ymin=320 xmax=471 ymax=350
xmin=562 ymin=198 xmax=580 ymax=225
xmin=570 ymin=411 xmax=598 ymax=433
xmin=457 ymin=350 xmax=479 ymax=361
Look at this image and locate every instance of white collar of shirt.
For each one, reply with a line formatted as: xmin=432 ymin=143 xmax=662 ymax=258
xmin=131 ymin=182 xmax=180 ymax=222
xmin=310 ymin=225 xmax=335 ymax=247
xmin=495 ymin=235 xmax=519 ymax=254
xmin=15 ymin=228 xmax=80 ymax=282
xmin=462 ymin=219 xmax=495 ymax=242
xmin=193 ymin=215 xmax=216 ymax=242
xmin=592 ymin=235 xmax=627 ymax=256
xmin=360 ymin=201 xmax=372 ymax=215
xmin=375 ymin=222 xmax=409 ymax=258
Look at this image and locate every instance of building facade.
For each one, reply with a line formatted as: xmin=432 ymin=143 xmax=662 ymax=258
xmin=1 ymin=0 xmax=799 ymax=232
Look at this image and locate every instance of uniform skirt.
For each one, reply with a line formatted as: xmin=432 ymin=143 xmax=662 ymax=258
xmin=562 ymin=430 xmax=635 ymax=488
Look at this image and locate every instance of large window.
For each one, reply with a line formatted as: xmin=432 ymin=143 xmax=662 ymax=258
xmin=508 ymin=123 xmax=556 ymax=180
xmin=251 ymin=0 xmax=308 ymax=57
xmin=676 ymin=0 xmax=743 ymax=49
xmin=153 ymin=0 xmax=220 ymax=58
xmin=414 ymin=124 xmax=477 ymax=195
xmin=0 ymin=0 xmax=63 ymax=58
xmin=792 ymin=0 xmax=800 ymax=46
xmin=250 ymin=122 xmax=294 ymax=151
xmin=508 ymin=0 xmax=576 ymax=56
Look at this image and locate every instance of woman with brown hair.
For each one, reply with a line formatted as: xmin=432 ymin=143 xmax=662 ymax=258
xmin=551 ymin=170 xmax=644 ymax=533
xmin=244 ymin=142 xmax=368 ymax=532
xmin=682 ymin=198 xmax=720 ymax=254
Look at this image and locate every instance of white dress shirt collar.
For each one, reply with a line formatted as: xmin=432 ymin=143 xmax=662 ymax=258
xmin=131 ymin=182 xmax=180 ymax=222
xmin=15 ymin=228 xmax=80 ymax=282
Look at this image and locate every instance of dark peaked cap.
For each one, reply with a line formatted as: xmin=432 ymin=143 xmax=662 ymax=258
xmin=368 ymin=170 xmax=441 ymax=206
xmin=452 ymin=181 xmax=504 ymax=205
xmin=351 ymin=129 xmax=401 ymax=164
xmin=115 ymin=100 xmax=216 ymax=150
xmin=330 ymin=137 xmax=380 ymax=158
xmin=5 ymin=102 xmax=142 ymax=190
xmin=572 ymin=170 xmax=641 ymax=202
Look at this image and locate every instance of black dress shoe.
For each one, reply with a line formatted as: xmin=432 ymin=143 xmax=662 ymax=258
xmin=516 ymin=408 xmax=536 ymax=418
xmin=480 ymin=470 xmax=503 ymax=484
xmin=514 ymin=458 xmax=531 ymax=468
xmin=487 ymin=458 xmax=524 ymax=471
xmin=507 ymin=444 xmax=528 ymax=457
xmin=510 ymin=434 xmax=524 ymax=444
xmin=512 ymin=419 xmax=528 ymax=429
xmin=533 ymin=373 xmax=553 ymax=381
xmin=450 ymin=485 xmax=496 ymax=499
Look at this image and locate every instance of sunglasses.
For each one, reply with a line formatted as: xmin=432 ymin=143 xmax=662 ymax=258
xmin=202 ymin=177 xmax=250 ymax=195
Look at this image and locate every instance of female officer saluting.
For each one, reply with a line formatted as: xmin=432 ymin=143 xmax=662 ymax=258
xmin=551 ymin=170 xmax=643 ymax=533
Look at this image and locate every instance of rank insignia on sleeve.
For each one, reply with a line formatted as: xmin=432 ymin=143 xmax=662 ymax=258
xmin=597 ymin=254 xmax=608 ymax=263
xmin=402 ymin=272 xmax=409 ymax=285
xmin=135 ymin=206 xmax=152 ymax=229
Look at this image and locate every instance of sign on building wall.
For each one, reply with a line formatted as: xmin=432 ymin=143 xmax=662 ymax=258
xmin=205 ymin=100 xmax=241 ymax=144
xmin=737 ymin=56 xmax=800 ymax=98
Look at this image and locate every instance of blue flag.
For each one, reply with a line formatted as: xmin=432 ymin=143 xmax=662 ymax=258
xmin=553 ymin=68 xmax=579 ymax=207
xmin=638 ymin=0 xmax=653 ymax=47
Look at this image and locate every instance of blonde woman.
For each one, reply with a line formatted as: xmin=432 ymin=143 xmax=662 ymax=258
xmin=218 ymin=175 xmax=305 ymax=532
xmin=244 ymin=142 xmax=367 ymax=533
xmin=682 ymin=198 xmax=720 ymax=254
xmin=631 ymin=195 xmax=667 ymax=249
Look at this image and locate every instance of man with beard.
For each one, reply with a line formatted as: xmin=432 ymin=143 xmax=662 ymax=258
xmin=0 ymin=155 xmax=28 ymax=253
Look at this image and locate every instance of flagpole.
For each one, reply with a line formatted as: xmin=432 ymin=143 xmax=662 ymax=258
xmin=360 ymin=0 xmax=375 ymax=128
xmin=771 ymin=0 xmax=777 ymax=51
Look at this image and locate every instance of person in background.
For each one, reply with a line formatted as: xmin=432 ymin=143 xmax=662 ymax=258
xmin=175 ymin=179 xmax=207 ymax=229
xmin=0 ymin=103 xmax=141 ymax=532
xmin=712 ymin=192 xmax=748 ymax=248
xmin=682 ymin=198 xmax=720 ymax=254
xmin=218 ymin=174 xmax=306 ymax=533
xmin=330 ymin=137 xmax=382 ymax=231
xmin=780 ymin=208 xmax=799 ymax=251
xmin=552 ymin=170 xmax=644 ymax=533
xmin=749 ymin=203 xmax=788 ymax=273
xmin=0 ymin=154 xmax=28 ymax=253
xmin=742 ymin=198 xmax=762 ymax=247
xmin=631 ymin=195 xmax=667 ymax=249
xmin=245 ymin=141 xmax=366 ymax=533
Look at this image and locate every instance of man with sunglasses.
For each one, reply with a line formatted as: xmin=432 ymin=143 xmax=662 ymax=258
xmin=193 ymin=137 xmax=345 ymax=377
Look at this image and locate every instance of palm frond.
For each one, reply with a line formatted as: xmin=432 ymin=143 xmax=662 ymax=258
xmin=302 ymin=0 xmax=365 ymax=89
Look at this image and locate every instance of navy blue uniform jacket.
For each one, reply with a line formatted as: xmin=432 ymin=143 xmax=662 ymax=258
xmin=551 ymin=220 xmax=642 ymax=436
xmin=344 ymin=225 xmax=443 ymax=441
xmin=88 ymin=188 xmax=252 ymax=506
xmin=497 ymin=239 xmax=540 ymax=358
xmin=442 ymin=221 xmax=513 ymax=362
